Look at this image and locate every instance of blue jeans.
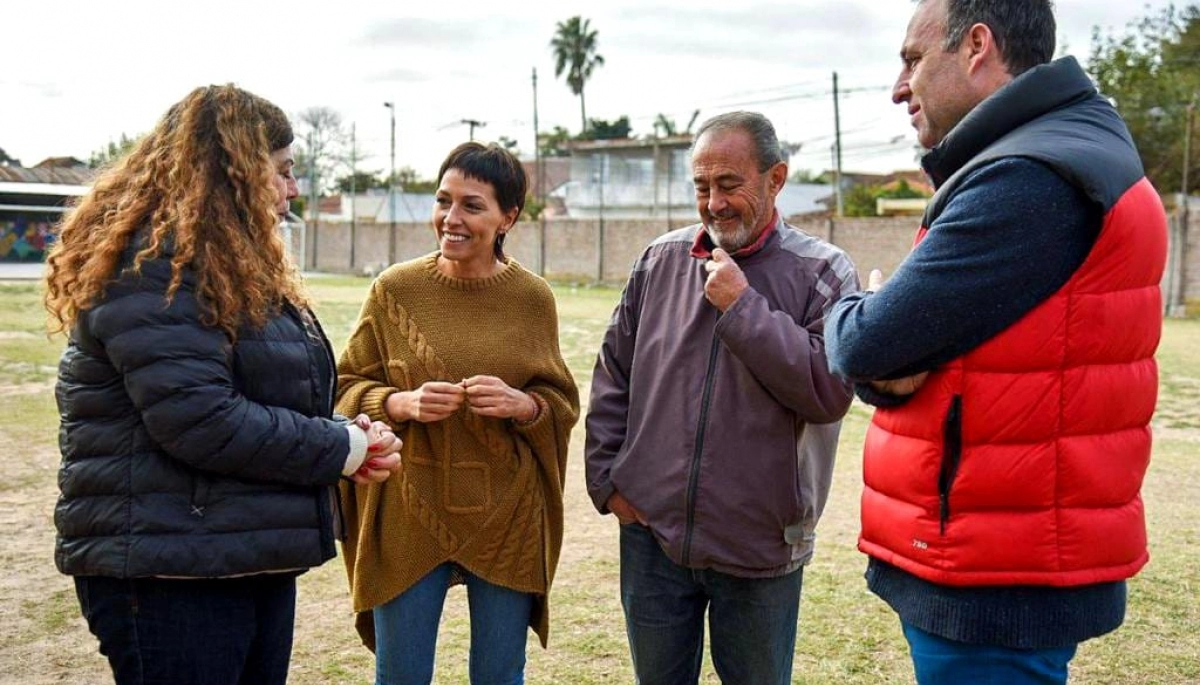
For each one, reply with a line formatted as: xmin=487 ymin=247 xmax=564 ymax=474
xmin=903 ymin=622 xmax=1078 ymax=685
xmin=373 ymin=563 xmax=533 ymax=685
xmin=74 ymin=574 xmax=297 ymax=685
xmin=619 ymin=523 xmax=803 ymax=685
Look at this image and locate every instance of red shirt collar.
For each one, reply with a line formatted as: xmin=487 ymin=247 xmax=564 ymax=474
xmin=690 ymin=209 xmax=780 ymax=260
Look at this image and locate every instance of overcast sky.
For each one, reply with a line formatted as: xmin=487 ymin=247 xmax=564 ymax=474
xmin=2 ymin=0 xmax=1175 ymax=180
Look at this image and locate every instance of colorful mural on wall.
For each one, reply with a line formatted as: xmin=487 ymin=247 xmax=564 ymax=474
xmin=0 ymin=217 xmax=55 ymax=262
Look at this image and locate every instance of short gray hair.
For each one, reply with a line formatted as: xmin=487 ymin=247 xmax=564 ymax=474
xmin=692 ymin=111 xmax=785 ymax=173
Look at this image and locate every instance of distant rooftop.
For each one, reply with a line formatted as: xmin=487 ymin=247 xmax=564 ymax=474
xmin=0 ymin=165 xmax=96 ymax=186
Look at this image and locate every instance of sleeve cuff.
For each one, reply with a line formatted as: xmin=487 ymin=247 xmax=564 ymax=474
xmin=854 ymin=382 xmax=915 ymax=408
xmin=589 ymin=480 xmax=616 ymax=515
xmin=361 ymin=387 xmax=400 ymax=425
xmin=512 ymin=392 xmax=548 ymax=427
xmin=342 ymin=425 xmax=370 ymax=476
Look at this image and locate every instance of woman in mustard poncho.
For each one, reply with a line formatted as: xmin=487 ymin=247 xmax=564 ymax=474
xmin=336 ymin=141 xmax=579 ymax=685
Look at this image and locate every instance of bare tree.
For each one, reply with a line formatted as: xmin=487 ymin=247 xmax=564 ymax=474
xmin=294 ymin=107 xmax=349 ymax=196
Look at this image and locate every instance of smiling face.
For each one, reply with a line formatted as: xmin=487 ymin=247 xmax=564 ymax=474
xmin=893 ymin=0 xmax=978 ymax=149
xmin=691 ymin=128 xmax=785 ymax=252
xmin=432 ymin=168 xmax=518 ymax=279
xmin=269 ymin=146 xmax=298 ymax=218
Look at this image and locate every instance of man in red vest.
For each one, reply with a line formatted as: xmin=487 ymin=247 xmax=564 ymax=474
xmin=826 ymin=1 xmax=1168 ymax=683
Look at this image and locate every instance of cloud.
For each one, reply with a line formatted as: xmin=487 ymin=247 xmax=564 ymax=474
xmin=602 ymin=4 xmax=904 ymax=66
xmin=364 ymin=67 xmax=436 ymax=84
xmin=360 ymin=16 xmax=526 ymax=49
xmin=0 ymin=80 xmax=64 ymax=98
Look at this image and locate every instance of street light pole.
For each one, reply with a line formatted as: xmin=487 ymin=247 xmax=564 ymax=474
xmin=384 ymin=101 xmax=396 ymax=267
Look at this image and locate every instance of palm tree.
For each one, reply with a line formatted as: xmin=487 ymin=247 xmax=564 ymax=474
xmin=550 ymin=16 xmax=605 ymax=134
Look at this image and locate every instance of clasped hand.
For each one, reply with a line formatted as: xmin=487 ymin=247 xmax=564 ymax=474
xmin=386 ymin=376 xmax=537 ymax=423
xmin=349 ymin=414 xmax=402 ymax=485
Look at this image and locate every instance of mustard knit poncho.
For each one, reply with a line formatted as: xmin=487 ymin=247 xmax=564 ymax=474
xmin=335 ymin=254 xmax=579 ymax=649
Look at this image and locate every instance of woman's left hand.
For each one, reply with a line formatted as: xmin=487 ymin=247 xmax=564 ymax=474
xmin=461 ymin=375 xmax=538 ymax=422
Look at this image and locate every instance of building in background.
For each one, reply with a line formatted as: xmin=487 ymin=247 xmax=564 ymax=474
xmin=0 ymin=159 xmax=93 ymax=262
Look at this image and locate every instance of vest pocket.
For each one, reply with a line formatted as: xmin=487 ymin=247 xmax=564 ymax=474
xmin=938 ymin=394 xmax=963 ymax=535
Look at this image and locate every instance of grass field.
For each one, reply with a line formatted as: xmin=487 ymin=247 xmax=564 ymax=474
xmin=1 ymin=276 xmax=1197 ymax=684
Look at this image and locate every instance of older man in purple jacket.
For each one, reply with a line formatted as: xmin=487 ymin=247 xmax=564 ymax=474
xmin=585 ymin=110 xmax=859 ymax=685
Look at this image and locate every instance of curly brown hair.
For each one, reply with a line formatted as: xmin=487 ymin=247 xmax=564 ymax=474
xmin=44 ymin=84 xmax=308 ymax=337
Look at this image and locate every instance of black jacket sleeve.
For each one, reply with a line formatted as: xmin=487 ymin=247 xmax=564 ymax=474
xmin=87 ymin=285 xmax=348 ymax=487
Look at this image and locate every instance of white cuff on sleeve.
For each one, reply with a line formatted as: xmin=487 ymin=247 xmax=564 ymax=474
xmin=342 ymin=425 xmax=370 ymax=476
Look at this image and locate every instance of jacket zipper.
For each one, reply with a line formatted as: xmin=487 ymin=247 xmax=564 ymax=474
xmin=682 ymin=334 xmax=722 ymax=566
xmin=938 ymin=394 xmax=963 ymax=535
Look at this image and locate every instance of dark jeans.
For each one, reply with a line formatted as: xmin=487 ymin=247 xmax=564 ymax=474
xmin=619 ymin=524 xmax=804 ymax=685
xmin=903 ymin=622 xmax=1078 ymax=685
xmin=74 ymin=574 xmax=298 ymax=685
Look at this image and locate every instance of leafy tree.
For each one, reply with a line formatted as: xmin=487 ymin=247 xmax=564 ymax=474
xmin=0 ymin=147 xmax=20 ymax=167
xmin=789 ymin=168 xmax=824 ymax=184
xmin=582 ymin=116 xmax=631 ymax=141
xmin=538 ymin=126 xmax=573 ymax=157
xmin=88 ymin=133 xmax=140 ymax=168
xmin=1089 ymin=4 xmax=1200 ymax=195
xmin=394 ymin=167 xmax=438 ymax=194
xmin=498 ymin=135 xmax=520 ymax=155
xmin=653 ymin=113 xmax=678 ymax=137
xmin=334 ymin=170 xmax=387 ymax=193
xmin=844 ymin=179 xmax=930 ymax=217
xmin=550 ymin=16 xmax=606 ymax=134
xmin=652 ymin=109 xmax=702 ymax=138
xmin=522 ymin=193 xmax=545 ymax=221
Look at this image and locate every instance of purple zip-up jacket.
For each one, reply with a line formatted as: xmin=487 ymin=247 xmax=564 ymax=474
xmin=585 ymin=216 xmax=859 ymax=577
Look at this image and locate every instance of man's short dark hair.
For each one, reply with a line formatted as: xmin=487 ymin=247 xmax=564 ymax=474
xmin=938 ymin=0 xmax=1056 ymax=76
xmin=692 ymin=111 xmax=785 ymax=173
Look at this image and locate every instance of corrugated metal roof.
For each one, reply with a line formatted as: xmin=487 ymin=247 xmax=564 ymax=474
xmin=0 ymin=166 xmax=96 ymax=185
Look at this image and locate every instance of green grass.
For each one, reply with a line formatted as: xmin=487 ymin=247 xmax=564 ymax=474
xmin=3 ymin=278 xmax=1199 ymax=684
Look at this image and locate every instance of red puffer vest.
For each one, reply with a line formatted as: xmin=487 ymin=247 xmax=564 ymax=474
xmin=859 ymin=173 xmax=1166 ymax=586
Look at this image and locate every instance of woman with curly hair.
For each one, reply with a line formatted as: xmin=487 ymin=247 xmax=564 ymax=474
xmin=336 ymin=141 xmax=579 ymax=684
xmin=44 ymin=84 xmax=403 ymax=685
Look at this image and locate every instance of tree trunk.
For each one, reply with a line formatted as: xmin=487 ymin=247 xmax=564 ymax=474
xmin=580 ymin=88 xmax=588 ymax=134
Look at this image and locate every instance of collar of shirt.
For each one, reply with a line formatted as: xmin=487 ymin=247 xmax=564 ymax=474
xmin=689 ymin=209 xmax=780 ymax=260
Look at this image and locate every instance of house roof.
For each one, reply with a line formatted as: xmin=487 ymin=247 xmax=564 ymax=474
xmin=317 ymin=191 xmax=437 ymax=223
xmin=34 ymin=156 xmax=88 ymax=169
xmin=379 ymin=192 xmax=436 ymax=222
xmin=567 ymin=135 xmax=694 ymax=153
xmin=0 ymin=165 xmax=95 ymax=185
xmin=778 ymin=183 xmax=835 ymax=218
xmin=522 ymin=157 xmax=571 ymax=195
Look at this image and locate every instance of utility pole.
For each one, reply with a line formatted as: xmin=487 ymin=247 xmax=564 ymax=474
xmin=833 ymin=71 xmax=844 ymax=217
xmin=307 ymin=130 xmax=318 ymax=270
xmin=384 ymin=101 xmax=396 ymax=266
xmin=1171 ymin=98 xmax=1195 ymax=317
xmin=533 ymin=67 xmax=546 ymax=276
xmin=597 ymin=154 xmax=606 ymax=283
xmin=461 ymin=118 xmax=487 ymax=140
xmin=652 ymin=121 xmax=661 ymax=218
xmin=666 ymin=146 xmax=673 ymax=228
xmin=349 ymin=122 xmax=357 ymax=271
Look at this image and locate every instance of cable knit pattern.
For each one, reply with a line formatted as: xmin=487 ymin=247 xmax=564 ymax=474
xmin=336 ymin=253 xmax=579 ymax=650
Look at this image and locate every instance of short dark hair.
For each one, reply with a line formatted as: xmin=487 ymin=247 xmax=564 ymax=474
xmin=692 ymin=111 xmax=785 ymax=173
xmin=938 ymin=0 xmax=1056 ymax=76
xmin=436 ymin=142 xmax=527 ymax=259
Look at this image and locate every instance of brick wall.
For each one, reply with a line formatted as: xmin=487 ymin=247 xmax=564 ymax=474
xmin=294 ymin=213 xmax=1198 ymax=306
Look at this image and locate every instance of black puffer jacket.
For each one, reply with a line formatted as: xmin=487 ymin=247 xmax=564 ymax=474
xmin=54 ymin=244 xmax=349 ymax=578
